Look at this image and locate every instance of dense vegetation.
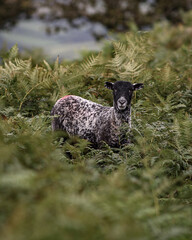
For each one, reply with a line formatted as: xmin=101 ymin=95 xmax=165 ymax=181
xmin=0 ymin=12 xmax=192 ymax=240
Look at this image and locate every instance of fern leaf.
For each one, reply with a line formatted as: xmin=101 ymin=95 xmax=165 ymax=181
xmin=43 ymin=60 xmax=52 ymax=71
xmin=80 ymin=53 xmax=102 ymax=72
xmin=54 ymin=56 xmax=59 ymax=70
xmin=8 ymin=44 xmax=19 ymax=60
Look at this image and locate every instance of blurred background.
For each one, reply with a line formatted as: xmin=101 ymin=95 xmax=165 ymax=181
xmin=0 ymin=0 xmax=192 ymax=60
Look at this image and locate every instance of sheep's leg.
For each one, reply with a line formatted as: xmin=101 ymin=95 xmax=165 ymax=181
xmin=51 ymin=116 xmax=61 ymax=131
xmin=51 ymin=107 xmax=65 ymax=131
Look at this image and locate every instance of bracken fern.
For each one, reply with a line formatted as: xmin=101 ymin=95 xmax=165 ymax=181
xmin=0 ymin=15 xmax=192 ymax=240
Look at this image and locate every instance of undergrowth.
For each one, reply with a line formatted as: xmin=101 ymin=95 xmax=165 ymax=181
xmin=0 ymin=12 xmax=192 ymax=240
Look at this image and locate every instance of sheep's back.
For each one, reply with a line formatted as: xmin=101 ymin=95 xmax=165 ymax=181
xmin=51 ymin=95 xmax=111 ymax=143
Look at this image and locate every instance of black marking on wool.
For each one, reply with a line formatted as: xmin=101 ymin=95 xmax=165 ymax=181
xmin=51 ymin=81 xmax=143 ymax=147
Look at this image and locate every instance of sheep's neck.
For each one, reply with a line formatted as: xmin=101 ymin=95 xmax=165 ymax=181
xmin=112 ymin=106 xmax=132 ymax=128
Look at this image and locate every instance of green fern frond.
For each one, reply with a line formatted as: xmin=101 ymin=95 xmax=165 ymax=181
xmin=8 ymin=44 xmax=19 ymax=60
xmin=54 ymin=56 xmax=59 ymax=70
xmin=80 ymin=53 xmax=103 ymax=72
xmin=43 ymin=60 xmax=52 ymax=71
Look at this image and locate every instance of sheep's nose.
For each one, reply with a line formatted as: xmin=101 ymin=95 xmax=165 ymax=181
xmin=119 ymin=99 xmax=126 ymax=105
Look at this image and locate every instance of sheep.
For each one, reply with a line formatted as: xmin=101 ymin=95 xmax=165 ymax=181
xmin=51 ymin=81 xmax=143 ymax=147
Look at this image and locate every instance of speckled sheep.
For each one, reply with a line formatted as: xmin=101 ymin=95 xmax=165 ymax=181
xmin=51 ymin=81 xmax=143 ymax=147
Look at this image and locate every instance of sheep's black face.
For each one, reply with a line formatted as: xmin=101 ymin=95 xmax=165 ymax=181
xmin=105 ymin=81 xmax=143 ymax=111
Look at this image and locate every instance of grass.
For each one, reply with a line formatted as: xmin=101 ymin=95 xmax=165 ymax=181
xmin=0 ymin=12 xmax=192 ymax=240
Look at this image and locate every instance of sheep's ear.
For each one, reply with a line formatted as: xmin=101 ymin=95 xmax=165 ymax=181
xmin=105 ymin=82 xmax=114 ymax=90
xmin=133 ymin=83 xmax=144 ymax=91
